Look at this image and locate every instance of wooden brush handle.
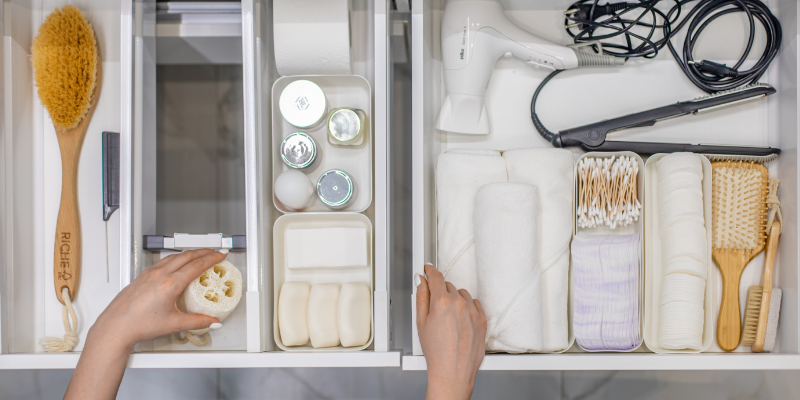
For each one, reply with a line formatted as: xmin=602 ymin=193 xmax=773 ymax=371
xmin=716 ymin=251 xmax=753 ymax=352
xmin=753 ymin=221 xmax=781 ymax=352
xmin=54 ymin=127 xmax=87 ymax=304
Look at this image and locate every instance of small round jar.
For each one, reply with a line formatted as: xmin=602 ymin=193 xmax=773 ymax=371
xmin=281 ymin=132 xmax=320 ymax=172
xmin=317 ymin=169 xmax=357 ymax=210
xmin=279 ymin=80 xmax=327 ymax=129
xmin=328 ymin=108 xmax=363 ymax=143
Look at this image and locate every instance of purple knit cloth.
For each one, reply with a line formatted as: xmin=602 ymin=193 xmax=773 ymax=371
xmin=572 ymin=233 xmax=641 ymax=351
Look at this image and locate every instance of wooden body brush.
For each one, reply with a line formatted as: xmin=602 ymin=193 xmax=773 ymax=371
xmin=742 ymin=220 xmax=780 ymax=352
xmin=743 ymin=178 xmax=784 ymax=352
xmin=711 ymin=161 xmax=768 ymax=352
xmin=32 ymin=5 xmax=100 ymax=352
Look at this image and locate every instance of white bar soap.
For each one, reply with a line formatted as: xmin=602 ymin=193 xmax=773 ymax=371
xmin=285 ymin=228 xmax=367 ymax=269
xmin=278 ymin=281 xmax=311 ymax=347
xmin=338 ymin=282 xmax=372 ymax=347
xmin=308 ymin=283 xmax=341 ymax=348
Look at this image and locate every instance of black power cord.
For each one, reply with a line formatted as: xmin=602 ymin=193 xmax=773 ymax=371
xmin=563 ymin=0 xmax=782 ymax=93
xmin=533 ymin=0 xmax=783 ymax=145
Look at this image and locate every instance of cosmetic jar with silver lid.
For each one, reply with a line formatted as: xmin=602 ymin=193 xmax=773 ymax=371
xmin=279 ymin=80 xmax=328 ymax=129
xmin=328 ymin=108 xmax=367 ymax=148
xmin=317 ymin=169 xmax=357 ymax=210
xmin=280 ymin=132 xmax=321 ymax=172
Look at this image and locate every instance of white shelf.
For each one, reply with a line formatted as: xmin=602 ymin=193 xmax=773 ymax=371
xmin=402 ymin=354 xmax=800 ymax=371
xmin=0 ymin=351 xmax=400 ymax=370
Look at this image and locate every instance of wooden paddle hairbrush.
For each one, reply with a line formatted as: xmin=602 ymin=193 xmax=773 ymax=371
xmin=711 ymin=161 xmax=768 ymax=351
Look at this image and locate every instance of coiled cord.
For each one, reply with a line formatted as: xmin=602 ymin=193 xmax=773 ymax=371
xmin=564 ymin=0 xmax=782 ymax=93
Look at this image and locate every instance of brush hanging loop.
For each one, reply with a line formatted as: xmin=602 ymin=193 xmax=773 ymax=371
xmin=172 ymin=331 xmax=210 ymax=347
xmin=38 ymin=287 xmax=79 ymax=352
xmin=766 ymin=178 xmax=782 ymax=234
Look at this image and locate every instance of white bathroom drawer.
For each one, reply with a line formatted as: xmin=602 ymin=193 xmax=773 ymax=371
xmin=0 ymin=0 xmax=399 ymax=368
xmin=406 ymin=0 xmax=800 ymax=370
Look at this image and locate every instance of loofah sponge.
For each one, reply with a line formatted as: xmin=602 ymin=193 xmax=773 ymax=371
xmin=31 ymin=5 xmax=98 ymax=129
xmin=179 ymin=260 xmax=243 ymax=336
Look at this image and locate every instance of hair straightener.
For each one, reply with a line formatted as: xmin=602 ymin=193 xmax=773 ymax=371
xmin=532 ymin=76 xmax=781 ymax=156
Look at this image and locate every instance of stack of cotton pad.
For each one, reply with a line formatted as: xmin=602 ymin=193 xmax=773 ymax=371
xmin=572 ymin=233 xmax=641 ymax=351
xmin=656 ymin=153 xmax=708 ymax=350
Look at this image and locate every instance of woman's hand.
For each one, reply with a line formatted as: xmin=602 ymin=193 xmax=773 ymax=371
xmin=90 ymin=249 xmax=227 ymax=349
xmin=416 ymin=263 xmax=487 ymax=400
xmin=65 ymin=249 xmax=227 ymax=400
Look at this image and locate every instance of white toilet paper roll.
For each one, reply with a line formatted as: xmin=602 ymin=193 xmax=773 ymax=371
xmin=274 ymin=0 xmax=352 ymax=76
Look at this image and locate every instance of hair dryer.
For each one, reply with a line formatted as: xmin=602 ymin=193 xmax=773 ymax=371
xmin=437 ymin=0 xmax=623 ymax=134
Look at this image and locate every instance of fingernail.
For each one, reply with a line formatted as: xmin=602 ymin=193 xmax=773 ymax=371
xmin=209 ymin=323 xmax=223 ymax=330
xmin=414 ymin=274 xmax=422 ymax=287
xmin=424 ymin=262 xmax=433 ymax=266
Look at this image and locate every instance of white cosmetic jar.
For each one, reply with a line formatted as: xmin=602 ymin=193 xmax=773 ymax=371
xmin=317 ymin=169 xmax=357 ymax=210
xmin=279 ymin=80 xmax=328 ymax=129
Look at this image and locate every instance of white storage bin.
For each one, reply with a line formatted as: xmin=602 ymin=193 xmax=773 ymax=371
xmin=406 ymin=0 xmax=799 ymax=370
xmin=0 ymin=0 xmax=398 ymax=368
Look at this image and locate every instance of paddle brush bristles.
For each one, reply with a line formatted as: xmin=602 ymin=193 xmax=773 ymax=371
xmin=711 ymin=162 xmax=769 ymax=250
xmin=741 ymin=285 xmax=762 ymax=346
xmin=31 ymin=5 xmax=97 ymax=130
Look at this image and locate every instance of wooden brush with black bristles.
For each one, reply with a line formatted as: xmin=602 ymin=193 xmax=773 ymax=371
xmin=711 ymin=161 xmax=769 ymax=352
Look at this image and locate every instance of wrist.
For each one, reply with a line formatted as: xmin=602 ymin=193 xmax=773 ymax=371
xmin=86 ymin=323 xmax=137 ymax=353
xmin=427 ymin=372 xmax=474 ymax=400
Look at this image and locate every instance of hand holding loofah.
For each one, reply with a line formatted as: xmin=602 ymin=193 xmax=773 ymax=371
xmin=174 ymin=260 xmax=243 ymax=346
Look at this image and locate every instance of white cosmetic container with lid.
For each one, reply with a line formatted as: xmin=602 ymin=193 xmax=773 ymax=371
xmin=280 ymin=132 xmax=321 ymax=172
xmin=317 ymin=169 xmax=357 ymax=210
xmin=279 ymin=79 xmax=328 ymax=128
xmin=328 ymin=108 xmax=367 ymax=148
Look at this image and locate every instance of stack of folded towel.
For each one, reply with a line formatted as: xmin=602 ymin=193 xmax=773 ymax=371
xmin=436 ymin=148 xmax=573 ymax=352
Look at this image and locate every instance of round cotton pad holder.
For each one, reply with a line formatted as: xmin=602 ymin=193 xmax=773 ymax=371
xmin=643 ymin=153 xmax=714 ymax=354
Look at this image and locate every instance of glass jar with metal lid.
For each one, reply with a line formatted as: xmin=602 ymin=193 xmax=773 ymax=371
xmin=317 ymin=169 xmax=357 ymax=210
xmin=327 ymin=108 xmax=367 ymax=148
xmin=279 ymin=80 xmax=328 ymax=129
xmin=280 ymin=132 xmax=321 ymax=172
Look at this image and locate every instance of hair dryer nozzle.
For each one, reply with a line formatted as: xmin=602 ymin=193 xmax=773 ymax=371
xmin=573 ymin=49 xmax=625 ymax=67
xmin=436 ymin=94 xmax=491 ymax=134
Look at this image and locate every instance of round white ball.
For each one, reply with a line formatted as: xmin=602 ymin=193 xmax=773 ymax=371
xmin=275 ymin=170 xmax=314 ymax=210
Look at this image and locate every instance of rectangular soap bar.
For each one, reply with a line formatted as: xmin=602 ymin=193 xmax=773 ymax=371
xmin=285 ymin=228 xmax=367 ymax=269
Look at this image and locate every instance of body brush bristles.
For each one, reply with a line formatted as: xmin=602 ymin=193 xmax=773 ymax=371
xmin=711 ymin=161 xmax=768 ymax=351
xmin=32 ymin=5 xmax=100 ymax=352
xmin=31 ymin=5 xmax=98 ymax=130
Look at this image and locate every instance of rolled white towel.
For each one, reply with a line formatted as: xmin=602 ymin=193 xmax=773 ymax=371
xmin=474 ymin=183 xmax=542 ymax=353
xmin=436 ymin=150 xmax=508 ymax=297
xmin=504 ymin=148 xmax=573 ymax=352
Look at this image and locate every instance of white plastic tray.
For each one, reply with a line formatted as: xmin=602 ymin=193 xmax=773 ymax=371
xmin=571 ymin=151 xmax=645 ymax=353
xmin=643 ymin=153 xmax=714 ymax=354
xmin=272 ymin=213 xmax=373 ymax=352
xmin=271 ymin=76 xmax=373 ymax=213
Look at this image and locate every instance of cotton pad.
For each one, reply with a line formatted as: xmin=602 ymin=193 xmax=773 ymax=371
xmin=662 ymin=256 xmax=708 ymax=280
